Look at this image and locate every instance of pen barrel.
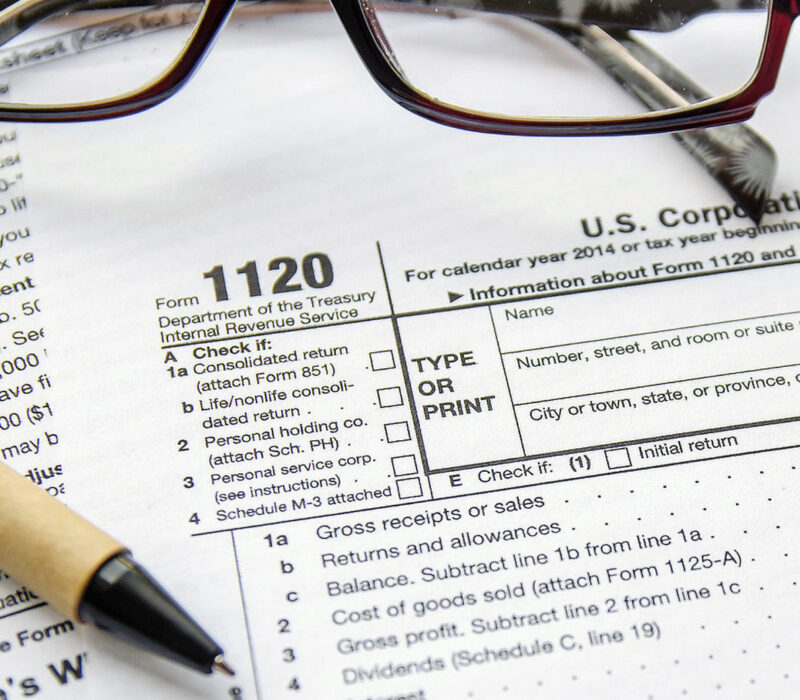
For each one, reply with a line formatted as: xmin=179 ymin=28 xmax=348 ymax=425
xmin=0 ymin=460 xmax=126 ymax=619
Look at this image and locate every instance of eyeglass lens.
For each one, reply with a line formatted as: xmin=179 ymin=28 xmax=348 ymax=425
xmin=0 ymin=0 xmax=207 ymax=106
xmin=368 ymin=0 xmax=770 ymax=118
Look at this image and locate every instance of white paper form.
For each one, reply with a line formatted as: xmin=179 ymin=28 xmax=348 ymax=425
xmin=0 ymin=129 xmax=97 ymax=697
xmin=6 ymin=5 xmax=800 ymax=700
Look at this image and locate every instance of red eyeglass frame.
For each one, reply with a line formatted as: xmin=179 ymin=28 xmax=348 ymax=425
xmin=0 ymin=0 xmax=794 ymax=135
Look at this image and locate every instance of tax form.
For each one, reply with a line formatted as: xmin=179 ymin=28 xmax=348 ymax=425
xmin=1 ymin=7 xmax=800 ymax=699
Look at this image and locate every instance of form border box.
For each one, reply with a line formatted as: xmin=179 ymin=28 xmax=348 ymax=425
xmin=369 ymin=350 xmax=396 ymax=371
xmin=605 ymin=447 xmax=632 ymax=470
xmin=384 ymin=421 xmax=412 ymax=443
xmin=396 ymin=477 xmax=423 ymax=499
xmin=391 ymin=455 xmax=418 ymax=477
xmin=377 ymin=387 xmax=404 ymax=408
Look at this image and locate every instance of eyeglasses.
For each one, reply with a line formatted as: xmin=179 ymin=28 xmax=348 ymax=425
xmin=0 ymin=0 xmax=790 ymax=131
xmin=0 ymin=0 xmax=787 ymax=217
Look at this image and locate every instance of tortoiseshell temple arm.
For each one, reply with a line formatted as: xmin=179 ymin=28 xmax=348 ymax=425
xmin=408 ymin=0 xmax=765 ymax=31
xmin=543 ymin=21 xmax=776 ymax=220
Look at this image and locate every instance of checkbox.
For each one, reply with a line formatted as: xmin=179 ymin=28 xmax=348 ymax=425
xmin=384 ymin=421 xmax=411 ymax=443
xmin=605 ymin=447 xmax=632 ymax=470
xmin=377 ymin=387 xmax=403 ymax=408
xmin=391 ymin=455 xmax=418 ymax=477
xmin=396 ymin=477 xmax=423 ymax=499
xmin=370 ymin=350 xmax=396 ymax=371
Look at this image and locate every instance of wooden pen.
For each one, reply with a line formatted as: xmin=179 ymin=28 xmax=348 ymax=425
xmin=0 ymin=459 xmax=233 ymax=675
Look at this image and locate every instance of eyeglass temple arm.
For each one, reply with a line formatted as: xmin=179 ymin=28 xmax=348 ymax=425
xmin=541 ymin=20 xmax=775 ymax=221
xmin=416 ymin=0 xmax=763 ymax=31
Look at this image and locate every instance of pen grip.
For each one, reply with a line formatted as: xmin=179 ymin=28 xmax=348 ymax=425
xmin=0 ymin=460 xmax=126 ymax=619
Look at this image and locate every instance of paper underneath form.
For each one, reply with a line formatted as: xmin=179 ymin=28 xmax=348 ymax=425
xmin=1 ymin=7 xmax=800 ymax=700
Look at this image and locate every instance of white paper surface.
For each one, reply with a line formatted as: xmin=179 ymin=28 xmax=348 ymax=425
xmin=1 ymin=6 xmax=800 ymax=699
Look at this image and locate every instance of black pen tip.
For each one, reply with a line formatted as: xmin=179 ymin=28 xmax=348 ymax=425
xmin=212 ymin=656 xmax=235 ymax=676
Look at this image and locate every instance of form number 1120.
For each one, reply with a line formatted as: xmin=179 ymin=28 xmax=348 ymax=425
xmin=203 ymin=253 xmax=334 ymax=301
